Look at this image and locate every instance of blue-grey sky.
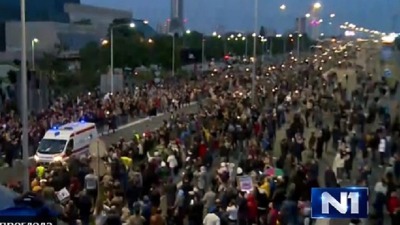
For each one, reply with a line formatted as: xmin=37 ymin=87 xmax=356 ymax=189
xmin=83 ymin=0 xmax=399 ymax=33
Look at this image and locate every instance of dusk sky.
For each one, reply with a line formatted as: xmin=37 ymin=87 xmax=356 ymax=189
xmin=83 ymin=0 xmax=399 ymax=34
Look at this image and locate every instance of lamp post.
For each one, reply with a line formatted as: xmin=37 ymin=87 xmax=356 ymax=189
xmin=251 ymin=0 xmax=258 ymax=103
xmin=312 ymin=2 xmax=322 ymax=40
xmin=110 ymin=22 xmax=135 ymax=93
xmin=172 ymin=33 xmax=175 ymax=77
xmin=243 ymin=37 xmax=248 ymax=58
xmin=329 ymin=13 xmax=336 ymax=36
xmin=305 ymin=13 xmax=311 ymax=35
xmin=297 ymin=34 xmax=302 ymax=58
xmin=201 ymin=37 xmax=205 ymax=73
xmin=31 ymin=38 xmax=39 ymax=71
xmin=20 ymin=0 xmax=29 ymax=193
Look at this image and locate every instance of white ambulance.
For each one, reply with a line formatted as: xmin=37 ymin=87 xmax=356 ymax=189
xmin=34 ymin=121 xmax=99 ymax=163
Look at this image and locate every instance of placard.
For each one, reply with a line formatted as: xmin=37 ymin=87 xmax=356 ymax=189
xmin=238 ymin=175 xmax=253 ymax=192
xmin=56 ymin=187 xmax=70 ymax=203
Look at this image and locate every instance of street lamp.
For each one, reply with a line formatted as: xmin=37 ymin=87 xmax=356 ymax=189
xmin=313 ymin=2 xmax=322 ymax=9
xmin=251 ymin=0 xmax=258 ymax=103
xmin=110 ymin=22 xmax=135 ymax=93
xmin=212 ymin=31 xmax=217 ymax=36
xmin=305 ymin=13 xmax=311 ymax=18
xmin=21 ymin=0 xmax=30 ymax=193
xmin=329 ymin=14 xmax=336 ymax=35
xmin=240 ymin=36 xmax=249 ymax=58
xmin=280 ymin=4 xmax=286 ymax=10
xmin=186 ymin=29 xmax=191 ymax=34
xmin=31 ymin=38 xmax=39 ymax=70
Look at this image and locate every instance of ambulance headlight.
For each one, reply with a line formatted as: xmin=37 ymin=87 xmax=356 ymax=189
xmin=53 ymin=156 xmax=62 ymax=162
xmin=34 ymin=155 xmax=39 ymax=161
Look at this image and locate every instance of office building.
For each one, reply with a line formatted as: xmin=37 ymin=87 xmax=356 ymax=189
xmin=295 ymin=17 xmax=307 ymax=33
xmin=0 ymin=1 xmax=156 ymax=61
xmin=170 ymin=0 xmax=184 ymax=33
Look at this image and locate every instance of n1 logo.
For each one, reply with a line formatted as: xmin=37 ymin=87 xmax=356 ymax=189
xmin=311 ymin=187 xmax=369 ymax=219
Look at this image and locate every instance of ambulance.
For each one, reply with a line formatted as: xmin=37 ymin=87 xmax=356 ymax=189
xmin=34 ymin=121 xmax=99 ymax=163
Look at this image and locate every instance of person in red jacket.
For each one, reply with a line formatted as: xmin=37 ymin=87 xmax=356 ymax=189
xmin=247 ymin=193 xmax=258 ymax=224
xmin=387 ymin=191 xmax=400 ymax=225
xmin=198 ymin=141 xmax=207 ymax=160
xmin=265 ymin=202 xmax=279 ymax=225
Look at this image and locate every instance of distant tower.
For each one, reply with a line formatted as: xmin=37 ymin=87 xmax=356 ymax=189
xmin=170 ymin=0 xmax=184 ymax=33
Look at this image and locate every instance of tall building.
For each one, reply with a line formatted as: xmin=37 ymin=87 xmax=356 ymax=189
xmin=170 ymin=0 xmax=184 ymax=33
xmin=295 ymin=17 xmax=306 ymax=34
xmin=0 ymin=0 xmax=80 ymax=23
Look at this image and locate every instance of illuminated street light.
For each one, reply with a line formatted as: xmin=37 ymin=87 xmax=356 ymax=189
xmin=313 ymin=2 xmax=322 ymax=9
xmin=212 ymin=31 xmax=217 ymax=36
xmin=280 ymin=4 xmax=286 ymax=10
xmin=252 ymin=33 xmax=256 ymax=37
xmin=143 ymin=20 xmax=149 ymax=24
xmin=185 ymin=29 xmax=191 ymax=34
xmin=110 ymin=22 xmax=135 ymax=93
xmin=31 ymin=38 xmax=39 ymax=71
xmin=217 ymin=35 xmax=221 ymax=38
xmin=305 ymin=13 xmax=311 ymax=18
xmin=330 ymin=13 xmax=335 ymax=18
xmin=237 ymin=33 xmax=242 ymax=37
xmin=148 ymin=39 xmax=153 ymax=43
xmin=101 ymin=39 xmax=109 ymax=45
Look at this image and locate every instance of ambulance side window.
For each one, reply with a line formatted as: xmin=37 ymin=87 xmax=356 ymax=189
xmin=66 ymin=140 xmax=74 ymax=156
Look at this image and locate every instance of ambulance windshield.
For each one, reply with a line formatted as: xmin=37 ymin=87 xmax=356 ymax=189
xmin=37 ymin=139 xmax=67 ymax=154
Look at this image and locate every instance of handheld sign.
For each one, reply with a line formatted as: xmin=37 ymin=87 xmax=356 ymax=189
xmin=56 ymin=187 xmax=70 ymax=204
xmin=238 ymin=175 xmax=253 ymax=192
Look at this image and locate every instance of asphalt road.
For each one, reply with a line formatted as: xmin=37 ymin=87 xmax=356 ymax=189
xmin=315 ymin=42 xmax=397 ymax=225
xmin=0 ymin=102 xmax=202 ymax=184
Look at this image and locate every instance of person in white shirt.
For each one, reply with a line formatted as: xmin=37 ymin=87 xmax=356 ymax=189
xmin=378 ymin=137 xmax=386 ymax=167
xmin=167 ymin=153 xmax=178 ymax=175
xmin=84 ymin=168 xmax=98 ymax=204
xmin=226 ymin=201 xmax=238 ymax=223
xmin=203 ymin=207 xmax=220 ymax=225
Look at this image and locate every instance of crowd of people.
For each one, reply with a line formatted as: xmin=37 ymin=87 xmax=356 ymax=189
xmin=1 ymin=43 xmax=400 ymax=225
xmin=0 ymin=79 xmax=201 ymax=165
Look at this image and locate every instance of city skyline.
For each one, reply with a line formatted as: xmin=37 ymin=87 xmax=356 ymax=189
xmin=83 ymin=0 xmax=400 ymax=33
